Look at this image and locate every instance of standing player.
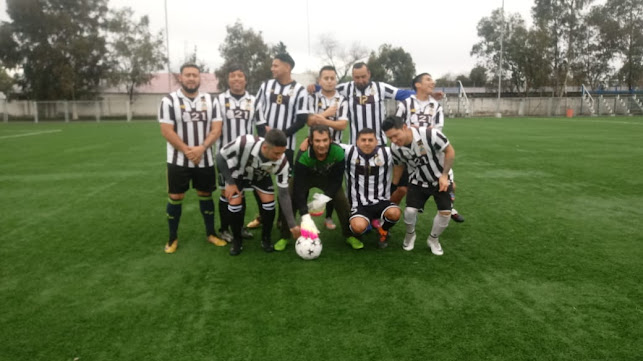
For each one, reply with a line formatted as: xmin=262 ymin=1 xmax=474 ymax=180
xmin=158 ymin=63 xmax=225 ymax=253
xmin=383 ymin=116 xmax=455 ymax=255
xmin=395 ymin=72 xmax=464 ymax=222
xmin=215 ymin=66 xmax=257 ymax=242
xmin=344 ymin=128 xmax=401 ymax=249
xmin=216 ymin=130 xmax=300 ymax=255
xmin=307 ymin=65 xmax=349 ymax=230
xmin=247 ymin=53 xmax=309 ymax=239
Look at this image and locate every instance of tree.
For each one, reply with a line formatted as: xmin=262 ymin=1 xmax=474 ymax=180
xmin=271 ymin=41 xmax=288 ymax=56
xmin=0 ymin=0 xmax=112 ymax=100
xmin=588 ymin=0 xmax=643 ymax=90
xmin=316 ymin=34 xmax=368 ymax=82
xmin=0 ymin=67 xmax=14 ymax=98
xmin=469 ymin=66 xmax=488 ymax=87
xmin=532 ymin=0 xmax=595 ymax=95
xmin=215 ymin=21 xmax=273 ymax=93
xmin=181 ymin=46 xmax=210 ymax=73
xmin=366 ymin=44 xmax=416 ymax=87
xmin=106 ymin=7 xmax=166 ymax=104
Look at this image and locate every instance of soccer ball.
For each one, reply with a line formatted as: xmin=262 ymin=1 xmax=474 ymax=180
xmin=295 ymin=236 xmax=323 ymax=260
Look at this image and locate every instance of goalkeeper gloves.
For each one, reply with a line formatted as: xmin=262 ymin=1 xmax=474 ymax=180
xmin=307 ymin=193 xmax=332 ymax=217
xmin=300 ymin=214 xmax=320 ymax=240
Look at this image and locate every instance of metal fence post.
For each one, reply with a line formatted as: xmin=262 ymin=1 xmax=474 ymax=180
xmin=33 ymin=101 xmax=38 ymax=123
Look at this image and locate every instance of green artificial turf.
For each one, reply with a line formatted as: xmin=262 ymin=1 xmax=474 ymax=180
xmin=1 ymin=117 xmax=641 ymax=361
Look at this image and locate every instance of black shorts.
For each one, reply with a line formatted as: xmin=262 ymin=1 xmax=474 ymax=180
xmin=406 ymin=183 xmax=453 ymax=212
xmin=167 ymin=164 xmax=216 ymax=194
xmin=350 ymin=201 xmax=400 ymax=222
xmin=229 ymin=176 xmax=275 ymax=198
xmin=218 ymin=173 xmax=254 ymax=191
xmin=398 ymin=168 xmax=409 ymax=187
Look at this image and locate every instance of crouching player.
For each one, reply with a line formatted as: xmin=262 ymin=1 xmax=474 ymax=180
xmin=216 ymin=130 xmax=300 ymax=255
xmin=382 ymin=116 xmax=455 ymax=255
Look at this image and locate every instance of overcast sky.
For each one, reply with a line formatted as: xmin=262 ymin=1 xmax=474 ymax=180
xmin=2 ymin=0 xmax=543 ymax=78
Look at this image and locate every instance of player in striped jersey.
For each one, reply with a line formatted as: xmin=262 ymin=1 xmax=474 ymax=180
xmin=344 ymin=128 xmax=401 ymax=249
xmin=216 ymin=130 xmax=300 ymax=256
xmin=308 ymin=65 xmax=349 ymax=230
xmin=382 ymin=116 xmax=455 ymax=255
xmin=158 ymin=63 xmax=225 ymax=253
xmin=215 ymin=66 xmax=258 ymax=242
xmin=395 ymin=73 xmax=465 ymax=223
xmin=335 ymin=62 xmax=414 ymax=145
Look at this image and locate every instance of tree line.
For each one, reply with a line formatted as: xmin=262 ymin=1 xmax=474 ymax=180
xmin=0 ymin=0 xmax=640 ymax=101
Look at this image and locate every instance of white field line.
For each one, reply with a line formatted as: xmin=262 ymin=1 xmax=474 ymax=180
xmin=0 ymin=129 xmax=62 ymax=139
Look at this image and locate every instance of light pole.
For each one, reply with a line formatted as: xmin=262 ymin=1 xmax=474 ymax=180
xmin=496 ymin=0 xmax=504 ymax=118
xmin=164 ymin=0 xmax=172 ymax=92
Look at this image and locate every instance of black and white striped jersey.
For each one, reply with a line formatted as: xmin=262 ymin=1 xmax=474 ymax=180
xmin=396 ymin=95 xmax=444 ymax=131
xmin=218 ymin=134 xmax=290 ymax=188
xmin=308 ymin=91 xmax=349 ymax=143
xmin=158 ymin=89 xmax=222 ymax=168
xmin=343 ymin=144 xmax=393 ymax=209
xmin=215 ymin=90 xmax=256 ymax=153
xmin=336 ymin=81 xmax=399 ymax=145
xmin=390 ymin=127 xmax=450 ymax=187
xmin=255 ymin=79 xmax=309 ymax=151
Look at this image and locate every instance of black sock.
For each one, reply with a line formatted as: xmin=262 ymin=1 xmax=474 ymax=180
xmin=219 ymin=196 xmax=230 ymax=232
xmin=199 ymin=196 xmax=215 ymax=236
xmin=382 ymin=216 xmax=398 ymax=231
xmin=166 ymin=198 xmax=183 ymax=241
xmin=326 ymin=201 xmax=334 ymax=218
xmin=259 ymin=200 xmax=276 ymax=241
xmin=228 ymin=202 xmax=245 ymax=241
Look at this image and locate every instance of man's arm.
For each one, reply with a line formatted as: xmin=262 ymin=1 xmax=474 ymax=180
xmin=285 ymin=113 xmax=309 ymax=137
xmin=278 ymin=187 xmax=297 ymax=229
xmin=160 ymin=123 xmax=189 ymax=155
xmin=395 ymin=89 xmax=415 ymax=101
xmin=293 ymin=161 xmax=312 ymax=215
xmin=392 ymin=164 xmax=405 ymax=185
xmin=438 ymin=144 xmax=455 ymax=192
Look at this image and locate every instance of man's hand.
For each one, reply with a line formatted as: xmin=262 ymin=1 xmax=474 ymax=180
xmin=306 ymin=84 xmax=317 ymax=94
xmin=224 ymin=183 xmax=241 ymax=201
xmin=290 ymin=225 xmax=301 ymax=240
xmin=322 ymin=104 xmax=337 ymax=118
xmin=185 ymin=145 xmax=206 ymax=164
xmin=431 ymin=91 xmax=445 ymax=101
xmin=438 ymin=174 xmax=450 ymax=192
xmin=299 ymin=137 xmax=309 ymax=152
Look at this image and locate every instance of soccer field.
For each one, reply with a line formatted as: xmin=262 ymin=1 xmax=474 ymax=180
xmin=1 ymin=117 xmax=641 ymax=361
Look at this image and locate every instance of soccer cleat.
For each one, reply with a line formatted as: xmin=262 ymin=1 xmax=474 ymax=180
xmin=402 ymin=232 xmax=416 ymax=251
xmin=427 ymin=236 xmax=444 ymax=256
xmin=246 ymin=216 xmax=262 ymax=229
xmin=164 ymin=239 xmax=178 ymax=254
xmin=273 ymin=238 xmax=288 ymax=251
xmin=324 ymin=217 xmax=336 ymax=230
xmin=262 ymin=239 xmax=275 ymax=253
xmin=451 ymin=209 xmax=465 ymax=223
xmin=229 ymin=240 xmax=243 ymax=256
xmin=345 ymin=236 xmax=364 ymax=250
xmin=208 ymin=234 xmax=227 ymax=247
xmin=241 ymin=227 xmax=254 ymax=239
xmin=219 ymin=230 xmax=233 ymax=243
xmin=377 ymin=227 xmax=389 ymax=249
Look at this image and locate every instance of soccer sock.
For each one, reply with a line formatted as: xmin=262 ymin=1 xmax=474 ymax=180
xmin=430 ymin=212 xmax=451 ymax=239
xmin=382 ymin=215 xmax=398 ymax=231
xmin=219 ymin=196 xmax=230 ymax=232
xmin=253 ymin=191 xmax=263 ymax=222
xmin=404 ymin=207 xmax=418 ymax=235
xmin=325 ymin=201 xmax=335 ymax=219
xmin=166 ymin=197 xmax=183 ymax=242
xmin=228 ymin=203 xmax=245 ymax=249
xmin=259 ymin=200 xmax=276 ymax=241
xmin=199 ymin=196 xmax=216 ymax=236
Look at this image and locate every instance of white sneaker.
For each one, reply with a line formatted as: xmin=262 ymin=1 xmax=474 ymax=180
xmin=402 ymin=232 xmax=416 ymax=251
xmin=427 ymin=236 xmax=444 ymax=256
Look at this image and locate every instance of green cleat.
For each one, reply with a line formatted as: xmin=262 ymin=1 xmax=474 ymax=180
xmin=346 ymin=236 xmax=364 ymax=250
xmin=274 ymin=238 xmax=289 ymax=251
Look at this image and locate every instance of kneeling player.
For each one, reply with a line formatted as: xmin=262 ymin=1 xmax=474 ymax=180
xmin=344 ymin=128 xmax=401 ymax=249
xmin=383 ymin=116 xmax=455 ymax=255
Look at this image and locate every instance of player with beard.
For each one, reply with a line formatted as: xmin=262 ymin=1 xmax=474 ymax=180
xmin=158 ymin=63 xmax=224 ymax=253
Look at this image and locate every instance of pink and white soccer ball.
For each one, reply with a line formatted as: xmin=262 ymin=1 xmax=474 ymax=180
xmin=295 ymin=236 xmax=323 ymax=260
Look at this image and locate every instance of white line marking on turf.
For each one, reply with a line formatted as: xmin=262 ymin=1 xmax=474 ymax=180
xmin=0 ymin=129 xmax=62 ymax=139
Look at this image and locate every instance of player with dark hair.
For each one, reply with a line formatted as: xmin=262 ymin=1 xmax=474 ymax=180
xmin=343 ymin=128 xmax=401 ymax=249
xmin=307 ymin=65 xmax=349 ymax=230
xmin=159 ymin=63 xmax=225 ymax=253
xmin=288 ymin=124 xmax=361 ymax=249
xmin=216 ymin=129 xmax=300 ymax=255
xmin=395 ymin=72 xmax=465 ymax=223
xmin=246 ymin=52 xmax=309 ymax=240
xmin=382 ymin=116 xmax=455 ymax=255
xmin=215 ymin=65 xmax=258 ymax=242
